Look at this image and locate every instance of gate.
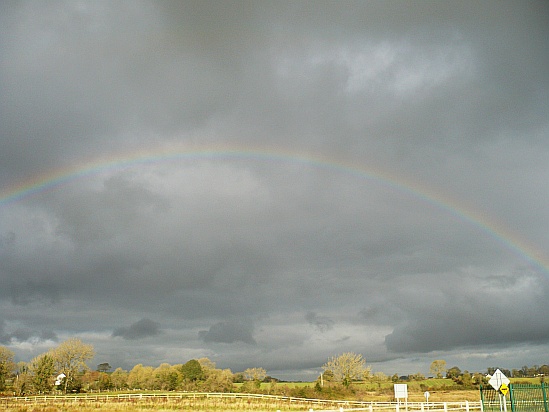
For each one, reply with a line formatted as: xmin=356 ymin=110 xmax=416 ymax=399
xmin=481 ymin=383 xmax=549 ymax=412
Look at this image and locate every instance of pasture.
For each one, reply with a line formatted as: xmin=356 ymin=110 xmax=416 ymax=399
xmin=8 ymin=377 xmax=544 ymax=412
xmin=0 ymin=391 xmax=482 ymax=412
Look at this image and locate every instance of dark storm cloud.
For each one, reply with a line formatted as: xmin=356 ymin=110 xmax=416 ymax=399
xmin=0 ymin=319 xmax=58 ymax=344
xmin=199 ymin=321 xmax=256 ymax=345
xmin=384 ymin=270 xmax=549 ymax=353
xmin=112 ymin=318 xmax=161 ymax=340
xmin=0 ymin=0 xmax=548 ymax=379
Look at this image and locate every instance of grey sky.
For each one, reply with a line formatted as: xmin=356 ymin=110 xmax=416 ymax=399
xmin=0 ymin=1 xmax=548 ymax=380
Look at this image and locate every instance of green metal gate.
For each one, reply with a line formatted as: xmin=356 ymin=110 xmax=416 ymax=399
xmin=481 ymin=383 xmax=549 ymax=412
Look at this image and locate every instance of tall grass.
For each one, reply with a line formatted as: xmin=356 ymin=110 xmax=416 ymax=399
xmin=0 ymin=398 xmax=308 ymax=412
xmin=1 ymin=396 xmax=335 ymax=412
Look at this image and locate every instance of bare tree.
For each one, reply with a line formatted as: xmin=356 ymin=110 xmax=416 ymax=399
xmin=430 ymin=359 xmax=447 ymax=378
xmin=244 ymin=367 xmax=267 ymax=382
xmin=51 ymin=338 xmax=94 ymax=393
xmin=322 ymin=352 xmax=371 ymax=387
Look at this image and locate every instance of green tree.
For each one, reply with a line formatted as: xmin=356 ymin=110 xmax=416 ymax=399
xmin=13 ymin=361 xmax=31 ymax=395
xmin=409 ymin=372 xmax=425 ymax=381
xmin=473 ymin=372 xmax=486 ymax=386
xmin=110 ymin=367 xmax=128 ymax=390
xmin=322 ymin=352 xmax=371 ymax=387
xmin=430 ymin=360 xmax=447 ymax=378
xmin=196 ymin=358 xmax=234 ymax=392
xmin=154 ymin=363 xmax=180 ymax=390
xmin=30 ymin=353 xmax=55 ymax=394
xmin=322 ymin=369 xmax=334 ymax=383
xmin=98 ymin=372 xmax=113 ymax=391
xmin=202 ymin=368 xmax=234 ymax=392
xmin=127 ymin=364 xmax=154 ymax=389
xmin=447 ymin=366 xmax=462 ymax=379
xmin=96 ymin=362 xmax=111 ymax=373
xmin=180 ymin=359 xmax=204 ymax=382
xmin=232 ymin=372 xmax=245 ymax=383
xmin=458 ymin=371 xmax=472 ymax=386
xmin=51 ymin=338 xmax=95 ymax=393
xmin=0 ymin=346 xmax=15 ymax=391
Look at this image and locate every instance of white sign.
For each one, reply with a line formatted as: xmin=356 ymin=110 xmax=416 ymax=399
xmin=394 ymin=384 xmax=408 ymax=399
xmin=488 ymin=369 xmax=510 ymax=391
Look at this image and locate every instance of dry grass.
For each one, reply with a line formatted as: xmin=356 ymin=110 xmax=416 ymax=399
xmin=0 ymin=386 xmax=482 ymax=412
xmin=0 ymin=397 xmax=325 ymax=412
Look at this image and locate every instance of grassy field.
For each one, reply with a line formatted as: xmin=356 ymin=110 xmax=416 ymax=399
xmin=0 ymin=400 xmax=315 ymax=412
xmin=0 ymin=385 xmax=483 ymax=412
xmin=8 ymin=377 xmax=545 ymax=412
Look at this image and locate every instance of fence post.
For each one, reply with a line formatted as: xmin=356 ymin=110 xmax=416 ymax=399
xmin=542 ymin=382 xmax=548 ymax=412
xmin=396 ymin=401 xmax=400 ymax=412
xmin=444 ymin=402 xmax=448 ymax=412
xmin=465 ymin=400 xmax=469 ymax=412
xmin=508 ymin=383 xmax=515 ymax=412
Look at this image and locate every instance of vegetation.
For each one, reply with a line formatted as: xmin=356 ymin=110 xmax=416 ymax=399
xmin=322 ymin=352 xmax=371 ymax=387
xmin=1 ymin=340 xmax=547 ymax=407
xmin=430 ymin=360 xmax=447 ymax=378
xmin=0 ymin=346 xmax=15 ymax=391
xmin=51 ymin=338 xmax=95 ymax=393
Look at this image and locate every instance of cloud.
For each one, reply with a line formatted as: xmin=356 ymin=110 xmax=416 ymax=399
xmin=0 ymin=319 xmax=58 ymax=344
xmin=112 ymin=318 xmax=161 ymax=340
xmin=0 ymin=0 xmax=548 ymax=380
xmin=384 ymin=271 xmax=549 ymax=353
xmin=305 ymin=312 xmax=334 ymax=332
xmin=199 ymin=321 xmax=256 ymax=345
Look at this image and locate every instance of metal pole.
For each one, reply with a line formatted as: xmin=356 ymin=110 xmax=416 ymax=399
xmin=542 ymin=382 xmax=548 ymax=412
xmin=498 ymin=393 xmax=503 ymax=412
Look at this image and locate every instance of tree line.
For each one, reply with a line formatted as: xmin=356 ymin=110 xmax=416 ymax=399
xmin=1 ymin=342 xmax=547 ymax=397
xmin=429 ymin=359 xmax=549 ymax=382
xmin=0 ymin=339 xmax=268 ymax=395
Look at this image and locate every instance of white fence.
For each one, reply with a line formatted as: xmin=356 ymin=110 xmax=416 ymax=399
xmin=319 ymin=400 xmax=482 ymax=412
xmin=0 ymin=392 xmax=482 ymax=412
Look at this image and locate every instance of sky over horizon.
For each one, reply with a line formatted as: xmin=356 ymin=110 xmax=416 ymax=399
xmin=1 ymin=1 xmax=548 ymax=380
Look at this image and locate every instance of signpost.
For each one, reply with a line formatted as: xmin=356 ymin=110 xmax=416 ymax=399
xmin=394 ymin=383 xmax=408 ymax=400
xmin=488 ymin=369 xmax=510 ymax=412
xmin=394 ymin=384 xmax=408 ymax=412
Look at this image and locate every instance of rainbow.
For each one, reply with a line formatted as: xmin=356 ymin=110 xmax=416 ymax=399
xmin=1 ymin=143 xmax=547 ymax=277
